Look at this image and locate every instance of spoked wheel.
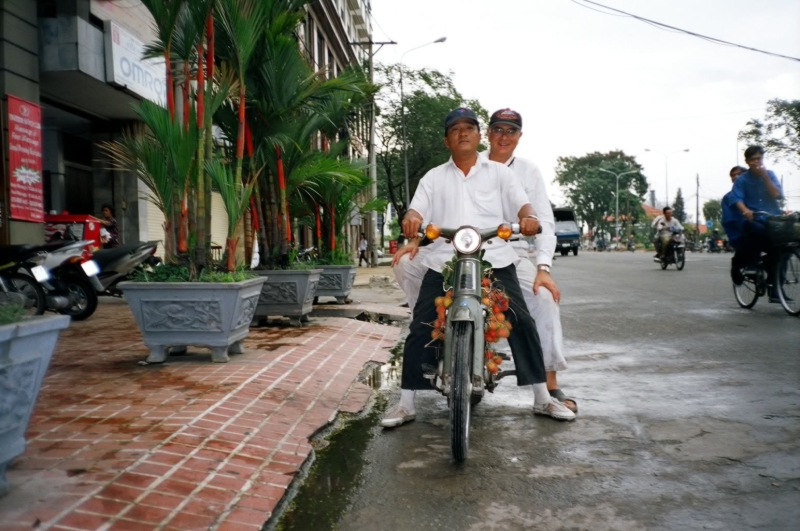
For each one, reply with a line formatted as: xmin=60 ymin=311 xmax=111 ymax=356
xmin=733 ymin=267 xmax=761 ymax=309
xmin=450 ymin=321 xmax=473 ymax=463
xmin=7 ymin=273 xmax=46 ymax=315
xmin=676 ymin=250 xmax=686 ymax=271
xmin=59 ymin=278 xmax=98 ymax=321
xmin=775 ymin=248 xmax=800 ymax=316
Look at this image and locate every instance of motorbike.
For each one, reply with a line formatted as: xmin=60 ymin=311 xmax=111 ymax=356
xmin=656 ymin=227 xmax=686 ymax=271
xmin=420 ymin=222 xmax=536 ymax=462
xmin=40 ymin=240 xmax=103 ymax=320
xmin=627 ymin=238 xmax=636 ymax=252
xmin=0 ymin=275 xmax=29 ymax=309
xmin=91 ymin=241 xmax=160 ymax=297
xmin=0 ymin=244 xmax=56 ymax=315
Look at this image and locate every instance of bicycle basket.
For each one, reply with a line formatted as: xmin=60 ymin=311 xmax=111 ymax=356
xmin=767 ymin=213 xmax=800 ymax=244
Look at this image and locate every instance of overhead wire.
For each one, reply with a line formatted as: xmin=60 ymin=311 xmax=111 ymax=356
xmin=570 ymin=0 xmax=800 ymax=63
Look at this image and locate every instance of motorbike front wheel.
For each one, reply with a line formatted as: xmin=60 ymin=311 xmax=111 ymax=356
xmin=59 ymin=277 xmax=98 ymax=321
xmin=450 ymin=320 xmax=473 ymax=462
xmin=676 ymin=250 xmax=686 ymax=271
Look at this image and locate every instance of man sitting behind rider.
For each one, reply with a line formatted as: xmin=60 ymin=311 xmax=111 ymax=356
xmin=652 ymin=206 xmax=682 ymax=260
xmin=381 ymin=107 xmax=576 ymax=429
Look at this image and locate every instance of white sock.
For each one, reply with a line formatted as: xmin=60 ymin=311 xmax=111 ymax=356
xmin=532 ymin=383 xmax=551 ymax=407
xmin=399 ymin=389 xmax=416 ymax=413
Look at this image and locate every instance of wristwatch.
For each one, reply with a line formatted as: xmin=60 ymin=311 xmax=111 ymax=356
xmin=537 ymin=265 xmax=551 ymax=273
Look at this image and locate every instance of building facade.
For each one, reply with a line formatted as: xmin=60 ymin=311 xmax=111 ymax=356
xmin=0 ymin=0 xmax=371 ymax=255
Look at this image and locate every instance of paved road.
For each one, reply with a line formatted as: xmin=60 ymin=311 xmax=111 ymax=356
xmin=336 ymin=251 xmax=800 ymax=531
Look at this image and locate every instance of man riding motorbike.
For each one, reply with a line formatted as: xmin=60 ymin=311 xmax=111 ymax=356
xmin=381 ymin=108 xmax=576 ymax=428
xmin=393 ymin=108 xmax=577 ymax=414
xmin=652 ymin=206 xmax=683 ymax=261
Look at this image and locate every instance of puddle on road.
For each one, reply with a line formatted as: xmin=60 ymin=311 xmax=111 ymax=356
xmin=272 ymin=394 xmax=388 ymax=531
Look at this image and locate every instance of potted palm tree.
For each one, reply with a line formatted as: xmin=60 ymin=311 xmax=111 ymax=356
xmin=0 ymin=301 xmax=70 ymax=496
xmin=103 ymin=0 xmax=269 ymax=363
xmin=209 ymin=2 xmax=377 ymax=324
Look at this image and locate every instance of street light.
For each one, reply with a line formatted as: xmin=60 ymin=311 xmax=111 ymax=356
xmin=598 ymin=168 xmax=640 ymax=240
xmin=643 ymin=148 xmax=690 ymax=207
xmin=400 ymin=37 xmax=447 ymax=209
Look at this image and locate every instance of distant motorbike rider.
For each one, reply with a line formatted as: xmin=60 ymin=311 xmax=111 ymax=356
xmin=652 ymin=207 xmax=683 ymax=260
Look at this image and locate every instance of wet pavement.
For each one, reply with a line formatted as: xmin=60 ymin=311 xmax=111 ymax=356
xmin=324 ymin=252 xmax=800 ymax=531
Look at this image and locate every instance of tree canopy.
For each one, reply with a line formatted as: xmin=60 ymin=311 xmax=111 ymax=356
xmin=703 ymin=199 xmax=722 ymax=233
xmin=739 ymin=99 xmax=800 ymax=167
xmin=672 ymin=188 xmax=687 ymax=223
xmin=375 ymin=64 xmax=488 ymax=218
xmin=554 ymin=150 xmax=648 ymax=237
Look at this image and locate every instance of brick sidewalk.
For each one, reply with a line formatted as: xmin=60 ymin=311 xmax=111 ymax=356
xmin=0 ymin=302 xmax=396 ymax=531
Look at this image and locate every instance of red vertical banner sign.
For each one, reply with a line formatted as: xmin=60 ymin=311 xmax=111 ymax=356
xmin=7 ymin=96 xmax=44 ymax=223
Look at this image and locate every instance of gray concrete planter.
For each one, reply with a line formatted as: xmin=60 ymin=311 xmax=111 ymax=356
xmin=315 ymin=265 xmax=357 ymax=304
xmin=0 ymin=315 xmax=71 ymax=496
xmin=252 ymin=269 xmax=321 ymax=326
xmin=119 ymin=277 xmax=267 ymax=364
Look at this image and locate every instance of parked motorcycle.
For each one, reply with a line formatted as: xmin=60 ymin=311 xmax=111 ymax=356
xmin=41 ymin=240 xmax=103 ymax=321
xmin=91 ymin=241 xmax=160 ymax=297
xmin=656 ymin=227 xmax=687 ymax=271
xmin=627 ymin=238 xmax=636 ymax=252
xmin=420 ymin=222 xmax=537 ymax=462
xmin=0 ymin=244 xmax=52 ymax=315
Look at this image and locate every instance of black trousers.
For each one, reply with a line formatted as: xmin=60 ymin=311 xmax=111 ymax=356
xmin=732 ymin=220 xmax=776 ymax=284
xmin=401 ymin=265 xmax=547 ymax=390
xmin=359 ymin=250 xmax=368 ymax=266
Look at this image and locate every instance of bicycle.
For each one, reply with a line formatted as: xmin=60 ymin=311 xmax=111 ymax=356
xmin=732 ymin=213 xmax=800 ymax=317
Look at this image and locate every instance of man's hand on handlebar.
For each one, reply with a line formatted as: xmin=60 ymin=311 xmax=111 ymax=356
xmin=519 ymin=217 xmax=541 ymax=236
xmin=392 ymin=238 xmax=420 ymax=266
xmin=402 ymin=211 xmax=423 ymax=239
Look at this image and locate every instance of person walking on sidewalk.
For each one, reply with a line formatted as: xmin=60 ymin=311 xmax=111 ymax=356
xmin=381 ymin=107 xmax=576 ymax=429
xmin=358 ymin=233 xmax=369 ymax=267
xmin=392 ymin=108 xmax=577 ymax=413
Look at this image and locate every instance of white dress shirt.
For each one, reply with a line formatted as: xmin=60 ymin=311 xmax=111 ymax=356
xmin=481 ymin=152 xmax=556 ymax=267
xmin=409 ymin=155 xmax=531 ymax=273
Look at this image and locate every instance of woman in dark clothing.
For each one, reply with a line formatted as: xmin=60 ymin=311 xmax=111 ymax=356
xmin=100 ymin=204 xmax=119 ymax=249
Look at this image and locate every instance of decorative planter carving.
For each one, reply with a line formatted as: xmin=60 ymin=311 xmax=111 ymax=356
xmin=0 ymin=315 xmax=71 ymax=496
xmin=252 ymin=269 xmax=321 ymax=326
xmin=315 ymin=265 xmax=357 ymax=304
xmin=119 ymin=277 xmax=267 ymax=364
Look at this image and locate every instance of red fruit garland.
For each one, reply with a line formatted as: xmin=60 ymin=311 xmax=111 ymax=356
xmin=428 ymin=274 xmax=512 ymax=376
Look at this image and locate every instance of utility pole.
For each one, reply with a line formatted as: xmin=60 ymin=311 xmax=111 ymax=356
xmin=695 ymin=173 xmax=700 ymax=244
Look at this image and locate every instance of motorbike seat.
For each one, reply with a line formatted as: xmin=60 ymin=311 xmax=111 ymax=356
xmin=92 ymin=243 xmax=145 ymax=268
xmin=0 ymin=242 xmax=67 ymax=263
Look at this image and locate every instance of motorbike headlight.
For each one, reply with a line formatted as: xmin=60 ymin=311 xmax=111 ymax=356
xmin=453 ymin=228 xmax=481 ymax=254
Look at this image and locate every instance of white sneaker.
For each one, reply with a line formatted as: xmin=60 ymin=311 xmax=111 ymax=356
xmin=381 ymin=404 xmax=416 ymax=428
xmin=533 ymin=398 xmax=576 ymax=421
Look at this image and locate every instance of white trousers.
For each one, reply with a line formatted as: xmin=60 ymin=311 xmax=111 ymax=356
xmin=393 ymin=247 xmax=567 ymax=372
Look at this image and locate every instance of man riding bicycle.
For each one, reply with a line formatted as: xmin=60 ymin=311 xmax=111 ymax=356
xmin=726 ymin=146 xmax=784 ymax=299
xmin=652 ymin=206 xmax=682 ymax=261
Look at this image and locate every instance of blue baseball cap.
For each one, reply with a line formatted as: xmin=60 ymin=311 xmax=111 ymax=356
xmin=444 ymin=107 xmax=479 ymax=135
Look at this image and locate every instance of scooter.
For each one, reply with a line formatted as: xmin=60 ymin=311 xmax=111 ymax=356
xmin=41 ymin=240 xmax=103 ymax=321
xmin=92 ymin=241 xmax=160 ymax=296
xmin=0 ymin=245 xmax=51 ymax=315
xmin=656 ymin=227 xmax=687 ymax=271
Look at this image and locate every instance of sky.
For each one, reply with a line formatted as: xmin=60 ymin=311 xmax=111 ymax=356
xmin=370 ymin=0 xmax=800 ymax=219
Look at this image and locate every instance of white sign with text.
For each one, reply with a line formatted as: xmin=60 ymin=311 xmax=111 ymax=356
xmin=104 ymin=21 xmax=166 ymax=105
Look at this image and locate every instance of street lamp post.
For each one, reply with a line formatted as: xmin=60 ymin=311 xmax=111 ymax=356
xmin=643 ymin=148 xmax=690 ymax=207
xmin=598 ymin=168 xmax=640 ymax=241
xmin=399 ymin=37 xmax=446 ymax=209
